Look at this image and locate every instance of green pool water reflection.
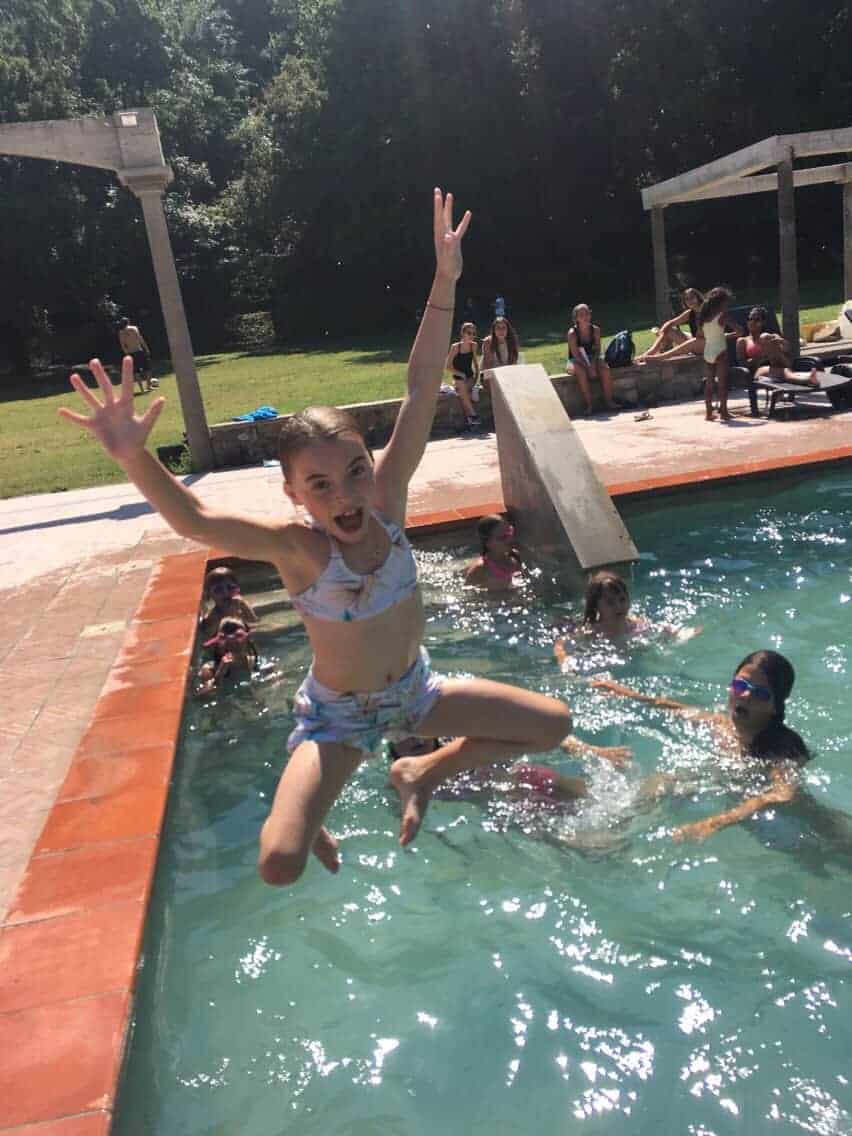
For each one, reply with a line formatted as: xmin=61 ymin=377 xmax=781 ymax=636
xmin=116 ymin=472 xmax=852 ymax=1135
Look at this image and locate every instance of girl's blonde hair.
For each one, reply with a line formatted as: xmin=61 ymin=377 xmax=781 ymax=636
xmin=460 ymin=322 xmax=477 ymax=337
xmin=572 ymin=303 xmax=591 ymax=323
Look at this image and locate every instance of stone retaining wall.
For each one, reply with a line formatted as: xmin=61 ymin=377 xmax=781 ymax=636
xmin=208 ymin=355 xmax=706 ymax=468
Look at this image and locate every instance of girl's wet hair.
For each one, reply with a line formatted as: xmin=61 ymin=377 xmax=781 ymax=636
xmin=698 ymin=286 xmax=733 ymax=326
xmin=460 ymin=321 xmax=477 ymax=337
xmin=572 ymin=303 xmax=591 ymax=323
xmin=488 ymin=318 xmax=520 ymax=364
xmin=584 ymin=570 xmax=628 ymax=624
xmin=278 ymin=405 xmax=368 ymax=477
xmin=477 ymin=513 xmax=506 ymax=555
xmin=683 ymin=287 xmax=704 ymax=306
xmin=734 ymin=649 xmax=810 ymax=764
xmin=748 ymin=305 xmax=769 ymax=324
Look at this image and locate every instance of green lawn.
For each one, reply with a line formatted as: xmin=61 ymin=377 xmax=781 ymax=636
xmin=0 ymin=289 xmax=843 ymax=498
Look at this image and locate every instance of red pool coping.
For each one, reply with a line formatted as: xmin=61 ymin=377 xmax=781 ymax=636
xmin=3 ymin=445 xmax=852 ymax=1132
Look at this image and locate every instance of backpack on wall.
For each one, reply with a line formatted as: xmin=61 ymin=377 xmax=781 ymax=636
xmin=604 ymin=330 xmax=635 ymax=368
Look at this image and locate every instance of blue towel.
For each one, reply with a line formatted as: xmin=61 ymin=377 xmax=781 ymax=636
xmin=232 ymin=405 xmax=279 ymax=422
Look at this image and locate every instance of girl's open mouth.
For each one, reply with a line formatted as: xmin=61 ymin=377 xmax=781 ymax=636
xmin=335 ymin=507 xmax=364 ymax=534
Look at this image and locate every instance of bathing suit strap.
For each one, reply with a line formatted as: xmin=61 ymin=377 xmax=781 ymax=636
xmin=485 ymin=555 xmax=516 ymax=581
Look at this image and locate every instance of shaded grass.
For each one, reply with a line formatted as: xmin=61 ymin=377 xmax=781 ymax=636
xmin=0 ymin=285 xmax=845 ymax=498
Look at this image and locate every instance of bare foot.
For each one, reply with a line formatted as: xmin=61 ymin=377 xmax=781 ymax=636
xmin=312 ymin=826 xmax=341 ymax=873
xmin=389 ymin=757 xmax=433 ymax=845
xmin=808 ymin=369 xmax=819 ymax=387
xmin=719 ymin=410 xmax=732 ymax=422
xmin=705 ymin=410 xmax=716 ymax=421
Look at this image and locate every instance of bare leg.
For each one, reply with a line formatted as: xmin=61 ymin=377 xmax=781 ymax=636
xmin=454 ymin=378 xmax=476 ymax=418
xmin=645 ymin=336 xmax=704 ymax=364
xmin=717 ymin=355 xmax=731 ymax=420
xmin=389 ymin=677 xmax=571 ymax=844
xmin=572 ymin=362 xmax=593 ymax=413
xmin=596 ymin=360 xmax=618 ymax=410
xmin=704 ymin=362 xmax=716 ymax=420
xmin=258 ymin=739 xmax=364 ymax=885
xmin=638 ymin=326 xmax=686 ymax=361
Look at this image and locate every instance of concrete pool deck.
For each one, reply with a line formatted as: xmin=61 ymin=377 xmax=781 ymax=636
xmin=1 ymin=391 xmax=851 ymax=1131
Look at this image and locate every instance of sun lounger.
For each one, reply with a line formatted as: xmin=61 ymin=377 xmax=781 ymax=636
xmin=752 ymin=367 xmax=852 ymax=417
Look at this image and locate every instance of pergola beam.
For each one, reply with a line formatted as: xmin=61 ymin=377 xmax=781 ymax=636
xmin=666 ymin=161 xmax=852 ymax=204
xmin=643 ymin=127 xmax=852 ymax=346
xmin=641 ymin=136 xmax=779 ymax=210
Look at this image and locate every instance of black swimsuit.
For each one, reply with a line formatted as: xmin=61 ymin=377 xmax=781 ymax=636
xmin=452 ymin=349 xmax=475 ymax=379
xmin=571 ymin=324 xmax=598 ymax=361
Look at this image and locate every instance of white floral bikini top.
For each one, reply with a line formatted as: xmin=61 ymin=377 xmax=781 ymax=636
xmin=291 ymin=512 xmax=418 ymax=623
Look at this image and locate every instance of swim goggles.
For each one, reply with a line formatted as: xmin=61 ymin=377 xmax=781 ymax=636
xmin=729 ymin=676 xmax=772 ymax=701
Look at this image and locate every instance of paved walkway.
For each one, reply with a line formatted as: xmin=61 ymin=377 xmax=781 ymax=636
xmin=1 ymin=391 xmax=851 ymax=917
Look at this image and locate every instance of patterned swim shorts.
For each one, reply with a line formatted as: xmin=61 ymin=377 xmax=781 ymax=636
xmin=287 ymin=648 xmax=444 ymax=757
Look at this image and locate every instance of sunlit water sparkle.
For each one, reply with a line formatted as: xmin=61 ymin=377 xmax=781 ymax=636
xmin=116 ymin=473 xmax=852 ymax=1135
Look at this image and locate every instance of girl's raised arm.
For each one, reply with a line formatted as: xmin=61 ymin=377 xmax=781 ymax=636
xmin=59 ymin=357 xmax=290 ymax=564
xmin=377 ymin=189 xmax=471 ymax=515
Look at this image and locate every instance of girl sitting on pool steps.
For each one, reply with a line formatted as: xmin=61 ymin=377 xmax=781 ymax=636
xmin=60 ymin=190 xmax=572 ymax=887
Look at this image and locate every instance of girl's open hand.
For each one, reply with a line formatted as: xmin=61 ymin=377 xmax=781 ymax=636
xmin=433 ymin=188 xmax=471 ymax=282
xmin=58 ymin=356 xmax=165 ymax=462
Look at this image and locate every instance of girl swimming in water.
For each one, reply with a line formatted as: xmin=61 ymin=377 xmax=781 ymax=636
xmin=553 ymin=570 xmax=699 ymax=669
xmin=593 ymin=649 xmax=810 ymax=843
xmin=464 ymin=514 xmax=523 ymax=592
xmin=60 ymin=190 xmax=571 ymax=886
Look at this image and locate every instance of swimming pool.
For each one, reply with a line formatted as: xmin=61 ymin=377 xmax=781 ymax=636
xmin=115 ymin=472 xmax=852 ymax=1135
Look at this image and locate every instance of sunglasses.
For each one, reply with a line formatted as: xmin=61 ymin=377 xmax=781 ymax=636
xmin=211 ymin=580 xmax=240 ymax=596
xmin=729 ymin=676 xmax=772 ymax=701
xmin=203 ymin=627 xmax=249 ymax=647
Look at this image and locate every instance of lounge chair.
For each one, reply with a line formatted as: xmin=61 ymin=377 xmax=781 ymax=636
xmin=752 ymin=362 xmax=852 ymax=417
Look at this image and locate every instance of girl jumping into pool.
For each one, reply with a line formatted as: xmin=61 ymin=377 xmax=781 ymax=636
xmin=59 ymin=190 xmax=571 ymax=886
xmin=593 ymin=649 xmax=810 ymax=843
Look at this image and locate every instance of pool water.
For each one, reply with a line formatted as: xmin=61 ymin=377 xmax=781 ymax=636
xmin=116 ymin=472 xmax=852 ymax=1136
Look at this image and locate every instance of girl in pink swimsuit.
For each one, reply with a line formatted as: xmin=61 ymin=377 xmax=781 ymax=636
xmin=464 ymin=514 xmax=523 ymax=592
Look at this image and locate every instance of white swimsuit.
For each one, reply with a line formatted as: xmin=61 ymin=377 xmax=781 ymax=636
xmin=702 ymin=317 xmax=728 ymax=363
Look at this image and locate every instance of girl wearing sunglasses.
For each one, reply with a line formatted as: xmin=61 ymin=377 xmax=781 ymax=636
xmin=200 ymin=566 xmax=258 ymax=639
xmin=197 ymin=616 xmax=259 ymax=695
xmin=592 ymin=650 xmax=810 ymax=843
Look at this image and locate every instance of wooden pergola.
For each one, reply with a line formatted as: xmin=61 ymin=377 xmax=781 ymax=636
xmin=641 ymin=128 xmax=852 ymax=348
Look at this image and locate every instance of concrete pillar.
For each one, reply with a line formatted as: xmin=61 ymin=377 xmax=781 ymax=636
xmin=130 ymin=180 xmax=213 ymax=470
xmin=777 ymin=149 xmax=800 ymax=351
xmin=651 ymin=207 xmax=671 ymax=326
xmin=843 ymin=180 xmax=852 ymax=301
xmin=489 ymin=363 xmax=638 ymax=591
